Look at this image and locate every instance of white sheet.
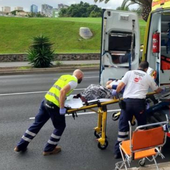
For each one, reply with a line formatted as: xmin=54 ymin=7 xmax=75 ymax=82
xmin=65 ymin=95 xmax=113 ymax=109
xmin=65 ymin=95 xmax=83 ymax=108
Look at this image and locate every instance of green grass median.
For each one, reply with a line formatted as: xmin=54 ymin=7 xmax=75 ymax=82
xmin=0 ymin=17 xmax=146 ymax=54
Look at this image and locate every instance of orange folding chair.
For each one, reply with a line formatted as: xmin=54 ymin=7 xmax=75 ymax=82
xmin=115 ymin=116 xmax=169 ymax=170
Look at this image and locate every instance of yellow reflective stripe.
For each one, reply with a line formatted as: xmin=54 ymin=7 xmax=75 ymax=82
xmin=53 ymin=84 xmax=61 ymax=90
xmin=49 ymin=87 xmax=59 ymax=94
xmin=47 ymin=92 xmax=59 ymax=101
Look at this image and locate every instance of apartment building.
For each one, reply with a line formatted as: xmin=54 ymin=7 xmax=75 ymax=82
xmin=41 ymin=4 xmax=53 ymax=17
xmin=30 ymin=4 xmax=38 ymax=13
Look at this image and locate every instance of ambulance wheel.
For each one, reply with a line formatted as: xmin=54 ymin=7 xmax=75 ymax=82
xmin=98 ymin=140 xmax=108 ymax=150
xmin=138 ymin=159 xmax=145 ymax=167
xmin=94 ymin=131 xmax=101 ymax=138
xmin=112 ymin=112 xmax=120 ymax=121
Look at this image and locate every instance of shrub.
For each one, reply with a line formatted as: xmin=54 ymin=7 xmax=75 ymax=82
xmin=27 ymin=35 xmax=54 ymax=68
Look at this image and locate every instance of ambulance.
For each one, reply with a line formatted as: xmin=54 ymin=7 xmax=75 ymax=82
xmin=99 ymin=0 xmax=170 ymax=137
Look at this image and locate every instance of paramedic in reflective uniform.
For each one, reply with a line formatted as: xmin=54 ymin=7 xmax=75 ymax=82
xmin=114 ymin=61 xmax=163 ymax=159
xmin=14 ymin=69 xmax=84 ymax=156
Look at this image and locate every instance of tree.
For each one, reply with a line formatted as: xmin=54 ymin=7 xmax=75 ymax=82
xmin=27 ymin=35 xmax=54 ymax=68
xmin=94 ymin=0 xmax=152 ymax=21
xmin=11 ymin=10 xmax=24 ymax=15
xmin=59 ymin=1 xmax=102 ymax=17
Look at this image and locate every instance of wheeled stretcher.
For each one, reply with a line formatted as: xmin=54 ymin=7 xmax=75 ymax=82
xmin=66 ymin=97 xmax=122 ymax=150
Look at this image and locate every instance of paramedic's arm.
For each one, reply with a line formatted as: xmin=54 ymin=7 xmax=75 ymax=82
xmin=116 ymin=82 xmax=125 ymax=93
xmin=115 ymin=71 xmax=129 ymax=93
xmin=59 ymin=84 xmax=71 ymax=108
xmin=149 ymin=76 xmax=164 ymax=93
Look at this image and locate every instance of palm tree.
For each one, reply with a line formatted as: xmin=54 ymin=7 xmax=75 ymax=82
xmin=94 ymin=0 xmax=152 ymax=21
xmin=130 ymin=0 xmax=152 ymax=21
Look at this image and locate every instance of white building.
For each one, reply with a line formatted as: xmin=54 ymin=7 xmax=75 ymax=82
xmin=2 ymin=6 xmax=11 ymax=13
xmin=15 ymin=7 xmax=24 ymax=11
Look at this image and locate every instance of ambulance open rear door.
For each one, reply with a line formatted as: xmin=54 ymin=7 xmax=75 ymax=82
xmin=99 ymin=9 xmax=140 ymax=86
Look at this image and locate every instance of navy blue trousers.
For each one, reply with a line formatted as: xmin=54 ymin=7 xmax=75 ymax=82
xmin=114 ymin=99 xmax=146 ymax=155
xmin=16 ymin=99 xmax=66 ymax=152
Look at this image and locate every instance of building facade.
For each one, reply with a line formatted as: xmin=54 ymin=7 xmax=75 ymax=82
xmin=41 ymin=4 xmax=53 ymax=17
xmin=2 ymin=6 xmax=11 ymax=13
xmin=15 ymin=7 xmax=24 ymax=11
xmin=30 ymin=4 xmax=38 ymax=13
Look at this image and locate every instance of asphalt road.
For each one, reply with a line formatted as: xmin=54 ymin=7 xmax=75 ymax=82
xmin=0 ymin=71 xmax=170 ymax=170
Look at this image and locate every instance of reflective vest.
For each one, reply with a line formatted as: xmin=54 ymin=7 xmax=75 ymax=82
xmin=45 ymin=75 xmax=77 ymax=107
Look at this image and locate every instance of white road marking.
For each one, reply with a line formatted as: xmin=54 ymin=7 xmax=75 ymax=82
xmin=29 ymin=109 xmax=121 ymax=120
xmin=0 ymin=88 xmax=85 ymax=96
xmin=54 ymin=76 xmax=98 ymax=80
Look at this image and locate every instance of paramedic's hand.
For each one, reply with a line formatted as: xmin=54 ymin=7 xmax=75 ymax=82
xmin=112 ymin=90 xmax=117 ymax=97
xmin=60 ymin=108 xmax=67 ymax=115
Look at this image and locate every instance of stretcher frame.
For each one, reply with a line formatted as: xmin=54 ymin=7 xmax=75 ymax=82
xmin=67 ymin=97 xmax=121 ymax=150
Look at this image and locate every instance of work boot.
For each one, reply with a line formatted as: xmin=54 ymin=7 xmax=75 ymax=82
xmin=14 ymin=146 xmax=27 ymax=152
xmin=43 ymin=146 xmax=61 ymax=156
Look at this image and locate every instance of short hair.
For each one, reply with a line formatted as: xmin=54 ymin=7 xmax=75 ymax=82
xmin=139 ymin=61 xmax=149 ymax=70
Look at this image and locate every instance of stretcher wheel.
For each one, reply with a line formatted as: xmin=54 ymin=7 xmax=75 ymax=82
xmin=112 ymin=112 xmax=120 ymax=121
xmin=138 ymin=159 xmax=145 ymax=167
xmin=131 ymin=121 xmax=136 ymax=126
xmin=98 ymin=140 xmax=108 ymax=150
xmin=94 ymin=131 xmax=101 ymax=138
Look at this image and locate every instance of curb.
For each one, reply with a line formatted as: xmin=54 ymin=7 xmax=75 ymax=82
xmin=127 ymin=161 xmax=170 ymax=170
xmin=0 ymin=65 xmax=99 ymax=75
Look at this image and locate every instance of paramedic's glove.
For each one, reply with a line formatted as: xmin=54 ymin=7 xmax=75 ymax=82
xmin=60 ymin=108 xmax=67 ymax=115
xmin=112 ymin=90 xmax=117 ymax=97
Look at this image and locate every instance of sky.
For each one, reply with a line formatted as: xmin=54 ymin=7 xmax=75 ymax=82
xmin=0 ymin=0 xmax=137 ymax=12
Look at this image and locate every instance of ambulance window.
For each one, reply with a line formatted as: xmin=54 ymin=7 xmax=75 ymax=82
xmin=108 ymin=31 xmax=135 ymax=52
xmin=108 ymin=31 xmax=135 ymax=63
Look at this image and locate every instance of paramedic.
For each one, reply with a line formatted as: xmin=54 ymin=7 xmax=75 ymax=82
xmin=14 ymin=69 xmax=84 ymax=156
xmin=114 ymin=61 xmax=164 ymax=159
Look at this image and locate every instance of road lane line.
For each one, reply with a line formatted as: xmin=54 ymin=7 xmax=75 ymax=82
xmin=29 ymin=109 xmax=121 ymax=120
xmin=0 ymin=88 xmax=85 ymax=96
xmin=54 ymin=76 xmax=98 ymax=80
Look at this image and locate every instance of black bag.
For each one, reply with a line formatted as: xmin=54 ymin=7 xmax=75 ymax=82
xmin=118 ymin=94 xmax=126 ymax=110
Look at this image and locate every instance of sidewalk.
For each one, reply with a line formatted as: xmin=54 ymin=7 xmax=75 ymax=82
xmin=0 ymin=60 xmax=100 ymax=75
xmin=0 ymin=60 xmax=100 ymax=68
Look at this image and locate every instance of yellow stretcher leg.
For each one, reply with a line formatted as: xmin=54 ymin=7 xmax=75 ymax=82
xmin=94 ymin=108 xmax=102 ymax=137
xmin=94 ymin=105 xmax=108 ymax=150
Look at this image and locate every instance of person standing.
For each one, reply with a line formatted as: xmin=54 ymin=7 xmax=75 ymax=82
xmin=14 ymin=69 xmax=84 ymax=156
xmin=114 ymin=61 xmax=164 ymax=159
